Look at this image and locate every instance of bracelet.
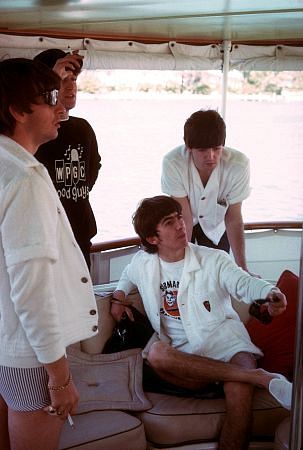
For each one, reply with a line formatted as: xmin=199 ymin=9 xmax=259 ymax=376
xmin=48 ymin=373 xmax=72 ymax=392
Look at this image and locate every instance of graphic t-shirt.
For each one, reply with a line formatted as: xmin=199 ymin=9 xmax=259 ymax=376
xmin=159 ymin=258 xmax=188 ymax=349
xmin=35 ymin=116 xmax=101 ymax=265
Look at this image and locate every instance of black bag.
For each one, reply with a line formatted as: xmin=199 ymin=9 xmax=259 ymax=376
xmin=103 ymin=305 xmax=154 ymax=354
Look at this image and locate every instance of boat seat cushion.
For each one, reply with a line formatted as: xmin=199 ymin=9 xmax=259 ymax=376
xmin=274 ymin=417 xmax=290 ymax=450
xmin=59 ymin=410 xmax=146 ymax=450
xmin=67 ymin=346 xmax=152 ymax=412
xmin=136 ymin=390 xmax=289 ymax=447
xmin=246 ymin=270 xmax=299 ymax=379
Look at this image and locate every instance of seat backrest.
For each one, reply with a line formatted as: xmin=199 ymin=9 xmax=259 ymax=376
xmin=81 ymin=289 xmax=144 ymax=354
xmin=81 ymin=288 xmax=251 ymax=354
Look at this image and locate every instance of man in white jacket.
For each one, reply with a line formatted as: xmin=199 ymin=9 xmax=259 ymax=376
xmin=111 ymin=195 xmax=291 ymax=450
xmin=0 ymin=58 xmax=98 ymax=450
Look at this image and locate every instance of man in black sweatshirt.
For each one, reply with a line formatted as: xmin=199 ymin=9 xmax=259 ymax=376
xmin=35 ymin=49 xmax=101 ymax=270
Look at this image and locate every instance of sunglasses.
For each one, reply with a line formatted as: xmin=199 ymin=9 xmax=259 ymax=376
xmin=39 ymin=89 xmax=59 ymax=106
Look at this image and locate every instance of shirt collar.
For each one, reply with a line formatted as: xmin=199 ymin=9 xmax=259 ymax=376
xmin=0 ymin=135 xmax=40 ymax=168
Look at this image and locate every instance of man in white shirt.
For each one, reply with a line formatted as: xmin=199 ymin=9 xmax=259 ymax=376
xmin=0 ymin=58 xmax=98 ymax=450
xmin=111 ymin=195 xmax=291 ymax=450
xmin=161 ymin=110 xmax=250 ymax=272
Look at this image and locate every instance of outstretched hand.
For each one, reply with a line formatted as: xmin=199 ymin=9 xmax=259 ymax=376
xmin=266 ymin=289 xmax=287 ymax=317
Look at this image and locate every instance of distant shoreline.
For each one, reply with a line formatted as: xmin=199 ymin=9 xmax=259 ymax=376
xmin=77 ymin=91 xmax=303 ymax=101
xmin=73 ymin=96 xmax=303 ymax=243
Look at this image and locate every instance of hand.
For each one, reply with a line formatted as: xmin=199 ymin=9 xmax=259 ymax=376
xmin=266 ymin=289 xmax=287 ymax=317
xmin=53 ymin=53 xmax=83 ymax=79
xmin=111 ymin=302 xmax=134 ymax=322
xmin=45 ymin=379 xmax=79 ymax=420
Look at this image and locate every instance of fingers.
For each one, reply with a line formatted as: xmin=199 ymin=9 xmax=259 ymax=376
xmin=111 ymin=303 xmax=127 ymax=321
xmin=125 ymin=307 xmax=135 ymax=322
xmin=45 ymin=385 xmax=79 ymax=420
xmin=53 ymin=54 xmax=83 ymax=78
xmin=44 ymin=405 xmax=66 ymax=420
xmin=267 ymin=291 xmax=287 ymax=316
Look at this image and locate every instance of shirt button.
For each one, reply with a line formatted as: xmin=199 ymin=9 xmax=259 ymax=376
xmin=90 ymin=309 xmax=97 ymax=315
xmin=201 ymin=197 xmax=206 ymax=200
xmin=81 ymin=277 xmax=88 ymax=283
xmin=199 ymin=215 xmax=204 ymax=218
xmin=57 ymin=207 xmax=61 ymax=214
xmin=92 ymin=325 xmax=98 ymax=332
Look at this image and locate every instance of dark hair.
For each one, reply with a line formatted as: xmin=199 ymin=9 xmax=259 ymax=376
xmin=132 ymin=195 xmax=182 ymax=254
xmin=0 ymin=58 xmax=60 ymax=135
xmin=184 ymin=109 xmax=226 ymax=149
xmin=34 ymin=48 xmax=67 ymax=69
xmin=34 ymin=48 xmax=83 ymax=75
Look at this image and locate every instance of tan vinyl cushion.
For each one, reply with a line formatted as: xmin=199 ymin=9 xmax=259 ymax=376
xmin=67 ymin=346 xmax=152 ymax=412
xmin=85 ymin=286 xmax=290 ymax=447
xmin=274 ymin=417 xmax=290 ymax=450
xmin=136 ymin=391 xmax=289 ymax=447
xmin=59 ymin=410 xmax=146 ymax=450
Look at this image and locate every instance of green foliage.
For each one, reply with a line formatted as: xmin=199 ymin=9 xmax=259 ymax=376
xmin=193 ymin=84 xmax=211 ymax=94
xmin=77 ymin=69 xmax=303 ymax=96
xmin=265 ymin=83 xmax=282 ymax=95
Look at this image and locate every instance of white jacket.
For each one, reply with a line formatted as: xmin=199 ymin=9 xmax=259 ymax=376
xmin=0 ymin=136 xmax=98 ymax=368
xmin=117 ymin=243 xmax=273 ymax=356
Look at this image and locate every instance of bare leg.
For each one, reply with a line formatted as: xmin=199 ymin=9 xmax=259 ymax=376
xmin=219 ymin=352 xmax=256 ymax=450
xmin=8 ymin=408 xmax=64 ymax=450
xmin=0 ymin=395 xmax=10 ymax=450
xmin=147 ymin=341 xmax=278 ymax=389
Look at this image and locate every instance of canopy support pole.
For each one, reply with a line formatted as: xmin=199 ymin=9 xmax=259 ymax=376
xmin=221 ymin=40 xmax=231 ymax=120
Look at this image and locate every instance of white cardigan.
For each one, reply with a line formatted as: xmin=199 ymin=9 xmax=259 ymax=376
xmin=0 ymin=136 xmax=98 ymax=368
xmin=117 ymin=243 xmax=273 ymax=356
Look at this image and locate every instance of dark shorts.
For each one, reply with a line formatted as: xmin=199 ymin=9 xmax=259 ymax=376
xmin=191 ymin=224 xmax=230 ymax=253
xmin=143 ymin=361 xmax=224 ymax=399
xmin=0 ymin=365 xmax=50 ymax=411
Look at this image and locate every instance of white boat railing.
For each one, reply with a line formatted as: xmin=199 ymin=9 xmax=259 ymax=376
xmin=90 ymin=221 xmax=302 ymax=285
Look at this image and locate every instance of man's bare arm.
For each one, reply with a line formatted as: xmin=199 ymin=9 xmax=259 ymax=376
xmin=173 ymin=196 xmax=193 ymax=241
xmin=225 ymin=202 xmax=248 ymax=271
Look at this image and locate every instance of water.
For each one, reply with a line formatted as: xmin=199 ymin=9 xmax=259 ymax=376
xmin=72 ymin=94 xmax=303 ymax=242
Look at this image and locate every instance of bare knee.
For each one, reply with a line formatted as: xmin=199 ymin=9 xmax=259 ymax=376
xmin=146 ymin=341 xmax=171 ymax=370
xmin=230 ymin=352 xmax=257 ymax=370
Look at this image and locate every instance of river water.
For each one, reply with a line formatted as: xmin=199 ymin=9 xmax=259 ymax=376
xmin=72 ymin=94 xmax=303 ymax=242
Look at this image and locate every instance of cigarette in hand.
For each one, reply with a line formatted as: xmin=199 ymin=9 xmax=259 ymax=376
xmin=67 ymin=413 xmax=75 ymax=428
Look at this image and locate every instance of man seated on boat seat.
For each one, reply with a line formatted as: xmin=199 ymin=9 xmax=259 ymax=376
xmin=161 ymin=109 xmax=251 ymax=273
xmin=111 ymin=195 xmax=292 ymax=450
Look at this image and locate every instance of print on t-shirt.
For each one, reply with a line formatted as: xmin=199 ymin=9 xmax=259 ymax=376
xmin=160 ymin=281 xmax=181 ymax=320
xmin=55 ymin=145 xmax=89 ymax=202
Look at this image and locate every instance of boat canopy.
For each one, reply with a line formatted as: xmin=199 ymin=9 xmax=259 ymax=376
xmin=0 ymin=1 xmax=303 ymax=71
xmin=1 ymin=34 xmax=303 ymax=71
